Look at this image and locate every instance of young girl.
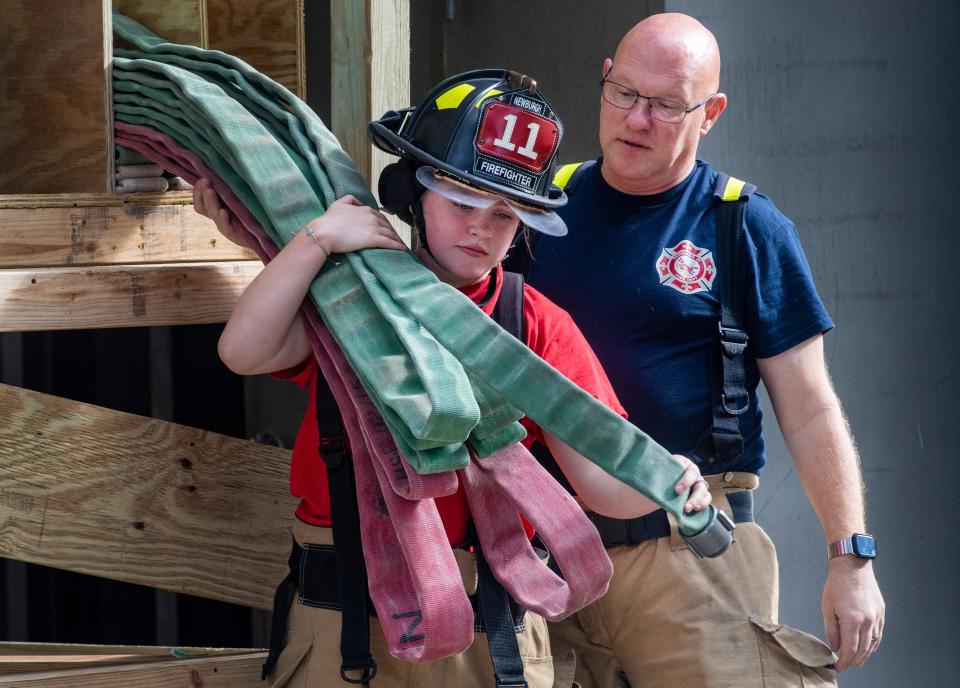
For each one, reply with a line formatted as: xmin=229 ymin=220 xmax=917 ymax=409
xmin=197 ymin=69 xmax=710 ymax=688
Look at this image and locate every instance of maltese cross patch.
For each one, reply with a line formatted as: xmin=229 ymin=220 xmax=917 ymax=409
xmin=656 ymin=240 xmax=716 ymax=294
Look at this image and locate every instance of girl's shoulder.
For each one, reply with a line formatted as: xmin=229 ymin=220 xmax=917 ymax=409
xmin=520 ymin=282 xmax=584 ymax=352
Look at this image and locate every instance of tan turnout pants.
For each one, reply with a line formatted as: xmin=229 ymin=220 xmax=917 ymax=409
xmin=265 ymin=518 xmax=559 ymax=688
xmin=549 ymin=472 xmax=838 ymax=688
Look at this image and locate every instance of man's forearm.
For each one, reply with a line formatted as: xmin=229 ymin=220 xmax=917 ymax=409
xmin=782 ymin=401 xmax=866 ymax=542
xmin=757 ymin=335 xmax=867 ymax=543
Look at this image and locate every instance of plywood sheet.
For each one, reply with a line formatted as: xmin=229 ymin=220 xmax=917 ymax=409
xmin=0 ymin=651 xmax=266 ymax=687
xmin=112 ymin=0 xmax=208 ymax=47
xmin=207 ymin=0 xmax=305 ymax=97
xmin=0 ymin=642 xmax=257 ymax=675
xmin=0 ymin=1 xmax=112 ymax=194
xmin=0 ymin=383 xmax=296 ymax=609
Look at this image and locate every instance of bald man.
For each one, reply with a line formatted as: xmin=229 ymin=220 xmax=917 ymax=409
xmin=525 ymin=13 xmax=884 ymax=688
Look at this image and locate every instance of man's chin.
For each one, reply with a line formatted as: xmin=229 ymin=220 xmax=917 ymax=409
xmin=604 ymin=155 xmax=653 ymax=185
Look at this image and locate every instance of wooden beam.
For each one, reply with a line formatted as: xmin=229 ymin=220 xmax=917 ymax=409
xmin=0 ymin=202 xmax=256 ymax=268
xmin=0 ymin=192 xmax=195 ymax=209
xmin=0 ymin=261 xmax=263 ymax=331
xmin=0 ymin=1 xmax=113 ymax=194
xmin=0 ymin=384 xmax=297 ymax=610
xmin=331 ymin=0 xmax=410 ymax=189
xmin=207 ymin=0 xmax=306 ymax=98
xmin=0 ymin=651 xmax=266 ymax=687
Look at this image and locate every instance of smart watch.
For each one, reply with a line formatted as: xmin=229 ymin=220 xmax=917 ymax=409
xmin=827 ymin=533 xmax=877 ymax=560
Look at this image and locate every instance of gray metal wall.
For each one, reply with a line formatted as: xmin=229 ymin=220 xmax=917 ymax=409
xmin=666 ymin=2 xmax=960 ymax=686
xmin=413 ymin=1 xmax=960 ymax=686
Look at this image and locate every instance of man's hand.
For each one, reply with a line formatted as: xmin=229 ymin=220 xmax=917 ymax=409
xmin=823 ymin=557 xmax=885 ymax=671
xmin=671 ymin=454 xmax=711 ymax=513
xmin=758 ymin=335 xmax=885 ymax=670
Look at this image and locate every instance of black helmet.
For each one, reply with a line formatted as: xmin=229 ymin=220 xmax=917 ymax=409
xmin=369 ymin=69 xmax=567 ymax=236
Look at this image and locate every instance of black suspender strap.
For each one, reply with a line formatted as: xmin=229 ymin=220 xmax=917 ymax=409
xmin=316 ymin=377 xmax=377 ymax=685
xmin=474 ymin=536 xmax=529 ymax=688
xmin=262 ymin=541 xmax=300 ymax=679
xmin=552 ymin=160 xmax=595 ymax=195
xmin=479 ymin=272 xmax=528 ymax=687
xmin=491 ymin=270 xmax=526 ymax=342
xmin=696 ymin=172 xmax=757 ymax=463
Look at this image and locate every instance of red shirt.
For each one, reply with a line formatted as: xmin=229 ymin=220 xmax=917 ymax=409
xmin=274 ymin=266 xmax=626 ymax=545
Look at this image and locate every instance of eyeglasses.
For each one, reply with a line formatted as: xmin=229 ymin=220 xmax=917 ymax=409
xmin=600 ymin=78 xmax=716 ymax=124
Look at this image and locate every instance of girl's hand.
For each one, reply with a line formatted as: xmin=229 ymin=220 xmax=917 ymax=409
xmin=305 ymin=195 xmax=407 ymax=256
xmin=192 ymin=178 xmax=251 ymax=248
xmin=672 ymin=454 xmax=712 ymax=513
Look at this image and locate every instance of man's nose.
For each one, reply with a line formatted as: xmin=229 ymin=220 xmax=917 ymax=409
xmin=625 ymin=97 xmax=653 ymax=130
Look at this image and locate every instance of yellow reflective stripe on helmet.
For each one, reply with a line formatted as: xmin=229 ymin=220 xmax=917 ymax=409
xmin=553 ymin=162 xmax=583 ymax=189
xmin=435 ymin=83 xmax=476 ymax=110
xmin=721 ymin=176 xmax=747 ymax=201
xmin=474 ymin=88 xmax=504 ymax=108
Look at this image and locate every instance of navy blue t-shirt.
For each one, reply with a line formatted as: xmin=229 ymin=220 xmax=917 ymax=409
xmin=529 ymin=160 xmax=834 ymax=475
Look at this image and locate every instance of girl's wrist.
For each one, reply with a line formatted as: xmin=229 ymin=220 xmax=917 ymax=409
xmin=304 ymin=224 xmax=331 ymax=259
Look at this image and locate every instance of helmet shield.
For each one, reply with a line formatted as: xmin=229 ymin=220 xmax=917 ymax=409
xmin=415 ymin=166 xmax=567 ymax=237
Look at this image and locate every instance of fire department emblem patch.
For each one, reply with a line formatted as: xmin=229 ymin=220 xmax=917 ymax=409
xmin=656 ymin=240 xmax=716 ymax=294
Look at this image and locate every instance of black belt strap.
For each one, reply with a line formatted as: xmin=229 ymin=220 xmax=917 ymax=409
xmin=475 ymin=542 xmax=528 ymax=688
xmin=588 ymin=490 xmax=755 ymax=549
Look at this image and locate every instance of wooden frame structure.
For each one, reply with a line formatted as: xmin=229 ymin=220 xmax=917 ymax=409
xmin=0 ymin=0 xmax=409 ymax=682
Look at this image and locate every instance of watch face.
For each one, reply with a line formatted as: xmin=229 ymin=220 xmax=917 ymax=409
xmin=852 ymin=534 xmax=877 ymax=558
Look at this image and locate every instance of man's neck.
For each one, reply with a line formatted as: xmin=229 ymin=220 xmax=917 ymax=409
xmin=600 ymin=159 xmax=696 ymax=197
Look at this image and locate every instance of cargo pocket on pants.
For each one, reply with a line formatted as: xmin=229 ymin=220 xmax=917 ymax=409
xmin=550 ymin=647 xmax=579 ymax=688
xmin=265 ymin=628 xmax=313 ymax=688
xmin=750 ymin=616 xmax=837 ymax=688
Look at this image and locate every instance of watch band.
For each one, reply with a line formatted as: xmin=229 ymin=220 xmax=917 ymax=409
xmin=827 ymin=537 xmax=856 ymax=559
xmin=827 ymin=533 xmax=876 ymax=560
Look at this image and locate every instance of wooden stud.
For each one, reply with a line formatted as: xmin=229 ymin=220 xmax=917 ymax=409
xmin=0 ymin=383 xmax=297 ymax=610
xmin=331 ymin=0 xmax=410 ymax=189
xmin=370 ymin=0 xmax=411 ymax=197
xmin=0 ymin=261 xmax=263 ymax=331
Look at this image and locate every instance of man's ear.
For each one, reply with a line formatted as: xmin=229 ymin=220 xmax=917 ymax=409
xmin=602 ymin=57 xmax=613 ymax=78
xmin=700 ymin=93 xmax=727 ymax=136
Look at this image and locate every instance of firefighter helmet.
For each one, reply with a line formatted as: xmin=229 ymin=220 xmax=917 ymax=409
xmin=369 ymin=69 xmax=567 ymax=236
